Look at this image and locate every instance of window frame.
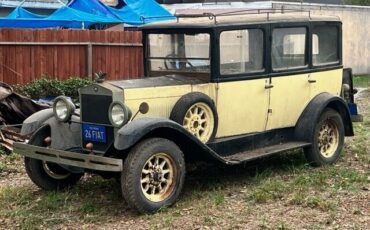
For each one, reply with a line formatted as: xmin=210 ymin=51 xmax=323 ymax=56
xmin=218 ymin=27 xmax=266 ymax=77
xmin=142 ymin=21 xmax=343 ymax=83
xmin=270 ymin=23 xmax=310 ymax=74
xmin=311 ymin=22 xmax=343 ymax=69
xmin=143 ymin=28 xmax=215 ymax=78
xmin=215 ymin=24 xmax=269 ymax=82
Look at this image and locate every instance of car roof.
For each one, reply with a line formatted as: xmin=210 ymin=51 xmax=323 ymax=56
xmin=142 ymin=11 xmax=340 ymax=30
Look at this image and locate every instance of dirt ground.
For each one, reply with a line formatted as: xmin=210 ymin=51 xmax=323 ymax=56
xmin=0 ymin=90 xmax=369 ymax=230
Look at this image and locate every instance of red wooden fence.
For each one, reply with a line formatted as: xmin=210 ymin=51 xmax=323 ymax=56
xmin=0 ymin=29 xmax=144 ymax=85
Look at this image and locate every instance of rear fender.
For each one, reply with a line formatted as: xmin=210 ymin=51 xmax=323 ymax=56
xmin=295 ymin=93 xmax=354 ymax=142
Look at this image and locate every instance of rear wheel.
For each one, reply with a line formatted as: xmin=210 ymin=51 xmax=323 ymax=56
xmin=121 ymin=138 xmax=185 ymax=213
xmin=304 ymin=108 xmax=345 ymax=166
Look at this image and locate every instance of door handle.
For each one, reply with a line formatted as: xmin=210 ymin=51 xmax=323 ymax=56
xmin=265 ymin=84 xmax=274 ymax=89
xmin=308 ymin=74 xmax=316 ymax=83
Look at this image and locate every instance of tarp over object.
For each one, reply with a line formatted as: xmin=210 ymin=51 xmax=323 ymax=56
xmin=68 ymin=0 xmax=175 ymax=25
xmin=111 ymin=0 xmax=175 ymax=24
xmin=6 ymin=6 xmax=45 ymax=19
xmin=0 ymin=5 xmax=121 ymax=29
xmin=0 ymin=0 xmax=174 ymax=29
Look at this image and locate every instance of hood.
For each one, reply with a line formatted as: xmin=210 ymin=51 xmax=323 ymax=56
xmin=107 ymin=75 xmax=206 ymax=89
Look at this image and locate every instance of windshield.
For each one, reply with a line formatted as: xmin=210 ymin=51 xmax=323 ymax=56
xmin=147 ymin=33 xmax=211 ymax=77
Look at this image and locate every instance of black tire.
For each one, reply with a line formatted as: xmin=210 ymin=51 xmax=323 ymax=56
xmin=304 ymin=108 xmax=345 ymax=166
xmin=25 ymin=158 xmax=83 ymax=190
xmin=24 ymin=130 xmax=83 ymax=191
xmin=170 ymin=92 xmax=218 ymax=143
xmin=121 ymin=138 xmax=186 ymax=213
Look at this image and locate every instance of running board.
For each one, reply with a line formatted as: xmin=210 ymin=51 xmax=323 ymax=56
xmin=222 ymin=142 xmax=311 ymax=165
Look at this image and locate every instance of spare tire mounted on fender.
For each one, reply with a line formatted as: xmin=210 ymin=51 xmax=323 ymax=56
xmin=170 ymin=92 xmax=218 ymax=143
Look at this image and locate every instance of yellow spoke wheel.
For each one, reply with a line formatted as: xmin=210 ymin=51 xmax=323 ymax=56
xmin=304 ymin=108 xmax=344 ymax=166
xmin=182 ymin=102 xmax=215 ymax=143
xmin=140 ymin=153 xmax=177 ymax=202
xmin=121 ymin=138 xmax=185 ymax=214
xmin=317 ymin=120 xmax=339 ymax=158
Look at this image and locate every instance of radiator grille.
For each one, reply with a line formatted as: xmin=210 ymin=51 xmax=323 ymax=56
xmin=81 ymin=94 xmax=114 ymax=153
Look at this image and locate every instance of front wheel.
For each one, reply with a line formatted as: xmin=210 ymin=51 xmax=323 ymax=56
xmin=304 ymin=108 xmax=345 ymax=166
xmin=25 ymin=158 xmax=83 ymax=190
xmin=121 ymin=138 xmax=185 ymax=213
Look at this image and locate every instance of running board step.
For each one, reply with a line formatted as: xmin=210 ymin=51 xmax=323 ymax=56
xmin=222 ymin=142 xmax=311 ymax=165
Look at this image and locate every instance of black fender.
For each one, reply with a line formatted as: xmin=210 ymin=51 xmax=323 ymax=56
xmin=22 ymin=113 xmax=82 ymax=151
xmin=114 ymin=117 xmax=225 ymax=163
xmin=21 ymin=108 xmax=54 ymax=136
xmin=295 ymin=93 xmax=354 ymax=142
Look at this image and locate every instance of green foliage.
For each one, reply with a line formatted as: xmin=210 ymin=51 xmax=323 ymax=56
xmin=345 ymin=0 xmax=370 ymax=6
xmin=15 ymin=77 xmax=92 ymax=100
xmin=353 ymin=75 xmax=370 ymax=88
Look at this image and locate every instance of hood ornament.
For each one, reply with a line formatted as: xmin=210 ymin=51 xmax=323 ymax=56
xmin=94 ymin=71 xmax=107 ymax=83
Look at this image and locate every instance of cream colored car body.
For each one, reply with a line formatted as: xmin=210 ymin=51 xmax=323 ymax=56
xmin=122 ymin=68 xmax=342 ymax=139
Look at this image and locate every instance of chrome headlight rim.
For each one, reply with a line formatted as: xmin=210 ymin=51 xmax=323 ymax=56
xmin=108 ymin=101 xmax=131 ymax=128
xmin=52 ymin=96 xmax=75 ymax=122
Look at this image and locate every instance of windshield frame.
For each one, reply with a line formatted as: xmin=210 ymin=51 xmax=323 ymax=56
xmin=143 ymin=28 xmax=215 ymax=80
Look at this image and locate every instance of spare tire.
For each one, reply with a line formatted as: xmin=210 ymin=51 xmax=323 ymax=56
xmin=170 ymin=92 xmax=218 ymax=143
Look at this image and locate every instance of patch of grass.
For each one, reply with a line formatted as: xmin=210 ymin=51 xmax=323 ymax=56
xmin=276 ymin=222 xmax=294 ymax=230
xmin=304 ymin=195 xmax=336 ymax=212
xmin=247 ymin=179 xmax=289 ymax=203
xmin=208 ymin=189 xmax=225 ymax=206
xmin=0 ymin=152 xmax=22 ymax=173
xmin=0 ymin=177 xmax=128 ymax=229
xmin=353 ymin=75 xmax=370 ymax=88
xmin=288 ymin=190 xmax=307 ymax=205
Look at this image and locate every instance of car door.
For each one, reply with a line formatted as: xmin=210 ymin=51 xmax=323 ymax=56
xmin=266 ymin=25 xmax=311 ymax=130
xmin=215 ymin=27 xmax=270 ymax=138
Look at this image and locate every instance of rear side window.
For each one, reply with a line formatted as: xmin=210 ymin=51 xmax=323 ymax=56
xmin=312 ymin=26 xmax=339 ymax=66
xmin=272 ymin=27 xmax=307 ymax=70
xmin=220 ymin=29 xmax=264 ymax=75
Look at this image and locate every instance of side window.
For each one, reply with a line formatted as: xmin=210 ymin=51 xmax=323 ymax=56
xmin=313 ymin=26 xmax=339 ymax=66
xmin=220 ymin=29 xmax=264 ymax=75
xmin=272 ymin=27 xmax=307 ymax=70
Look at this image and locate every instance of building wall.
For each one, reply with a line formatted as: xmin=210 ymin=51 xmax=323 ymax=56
xmin=273 ymin=2 xmax=370 ymax=75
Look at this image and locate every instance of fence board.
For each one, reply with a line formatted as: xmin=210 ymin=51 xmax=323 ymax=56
xmin=0 ymin=29 xmax=143 ymax=85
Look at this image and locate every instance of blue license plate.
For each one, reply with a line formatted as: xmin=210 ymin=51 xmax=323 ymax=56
xmin=82 ymin=124 xmax=106 ymax=143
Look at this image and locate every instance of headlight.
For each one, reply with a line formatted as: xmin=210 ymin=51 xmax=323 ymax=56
xmin=53 ymin=96 xmax=75 ymax=122
xmin=109 ymin=102 xmax=131 ymax=127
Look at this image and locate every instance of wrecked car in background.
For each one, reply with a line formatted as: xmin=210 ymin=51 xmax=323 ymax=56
xmin=0 ymin=82 xmax=47 ymax=152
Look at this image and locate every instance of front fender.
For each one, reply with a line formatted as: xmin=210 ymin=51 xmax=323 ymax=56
xmin=21 ymin=108 xmax=54 ymax=136
xmin=114 ymin=118 xmax=225 ymax=163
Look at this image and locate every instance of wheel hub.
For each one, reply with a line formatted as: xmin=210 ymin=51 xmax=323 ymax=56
xmin=141 ymin=153 xmax=176 ymax=202
xmin=183 ymin=102 xmax=214 ymax=143
xmin=317 ymin=120 xmax=339 ymax=158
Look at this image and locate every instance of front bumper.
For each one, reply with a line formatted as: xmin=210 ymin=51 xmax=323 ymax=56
xmin=13 ymin=142 xmax=122 ymax=172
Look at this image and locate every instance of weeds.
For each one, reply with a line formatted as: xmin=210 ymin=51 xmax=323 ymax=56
xmin=353 ymin=75 xmax=370 ymax=88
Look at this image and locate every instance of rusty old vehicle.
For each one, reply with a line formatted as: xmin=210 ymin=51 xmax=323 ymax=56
xmin=14 ymin=10 xmax=362 ymax=213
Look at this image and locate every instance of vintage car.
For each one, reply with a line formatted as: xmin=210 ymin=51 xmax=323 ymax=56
xmin=14 ymin=10 xmax=362 ymax=213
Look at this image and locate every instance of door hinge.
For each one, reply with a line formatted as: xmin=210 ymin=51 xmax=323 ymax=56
xmin=268 ymin=109 xmax=273 ymax=113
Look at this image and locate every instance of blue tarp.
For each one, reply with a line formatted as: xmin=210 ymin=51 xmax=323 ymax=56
xmin=118 ymin=0 xmax=175 ymax=24
xmin=6 ymin=6 xmax=45 ymax=19
xmin=68 ymin=0 xmax=175 ymax=25
xmin=0 ymin=0 xmax=174 ymax=29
